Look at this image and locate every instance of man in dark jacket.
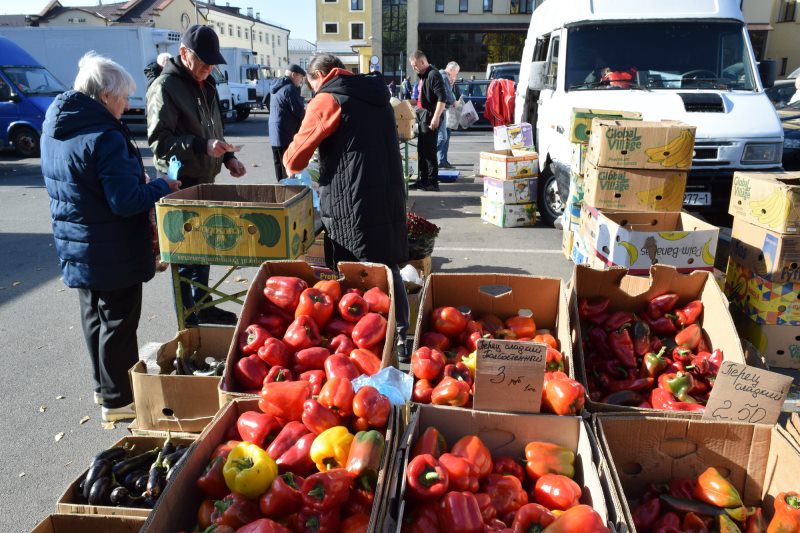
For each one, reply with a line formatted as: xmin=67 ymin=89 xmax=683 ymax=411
xmin=268 ymin=64 xmax=306 ymax=181
xmin=409 ymin=50 xmax=448 ymax=192
xmin=147 ymin=25 xmax=246 ymax=326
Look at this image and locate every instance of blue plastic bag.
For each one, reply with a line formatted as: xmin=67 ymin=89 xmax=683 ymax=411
xmin=166 ymin=155 xmax=182 ymax=181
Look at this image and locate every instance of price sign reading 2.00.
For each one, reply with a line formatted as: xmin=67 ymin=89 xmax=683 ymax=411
xmin=473 ymin=339 xmax=547 ymax=414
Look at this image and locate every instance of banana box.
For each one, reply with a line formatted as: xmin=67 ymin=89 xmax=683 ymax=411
xmin=729 ymin=170 xmax=800 ymax=234
xmin=569 ymin=108 xmax=642 ymax=143
xmin=725 ymin=259 xmax=800 ymax=326
xmin=731 ymin=310 xmax=800 ymax=369
xmin=480 ymin=197 xmax=536 ymax=227
xmin=562 ymin=227 xmax=574 ymax=261
xmin=479 ymin=149 xmax=539 ymax=180
xmin=156 ymin=184 xmax=315 ymax=266
xmin=570 ymin=228 xmax=592 ymax=266
xmin=565 ymin=172 xmax=584 ymax=232
xmin=579 ymin=205 xmax=719 ymax=275
xmin=570 ymin=142 xmax=587 ymax=175
xmin=582 ymin=162 xmax=687 ymax=212
xmin=587 ymin=119 xmax=697 ymax=171
xmin=730 ymin=218 xmax=800 ymax=282
xmin=483 ymin=176 xmax=537 ymax=204
xmin=493 ymin=122 xmax=534 ymax=150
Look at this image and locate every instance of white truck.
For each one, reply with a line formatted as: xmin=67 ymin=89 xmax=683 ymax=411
xmin=0 ymin=26 xmax=236 ymax=123
xmin=515 ymin=0 xmax=783 ymax=226
xmin=219 ymin=47 xmax=272 ymax=120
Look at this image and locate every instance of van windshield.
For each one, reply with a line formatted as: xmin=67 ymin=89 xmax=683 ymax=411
xmin=566 ymin=21 xmax=756 ymax=91
xmin=2 ymin=66 xmax=66 ymax=96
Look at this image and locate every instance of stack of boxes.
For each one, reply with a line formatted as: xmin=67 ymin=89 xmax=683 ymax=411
xmin=725 ymin=171 xmax=800 ymax=368
xmin=479 ymin=123 xmax=539 ymax=227
xmin=573 ymin=118 xmax=720 ymax=275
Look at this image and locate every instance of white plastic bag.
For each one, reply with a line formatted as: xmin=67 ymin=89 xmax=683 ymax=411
xmin=459 ymin=99 xmax=479 ymax=129
xmin=446 ymin=97 xmax=464 ymax=130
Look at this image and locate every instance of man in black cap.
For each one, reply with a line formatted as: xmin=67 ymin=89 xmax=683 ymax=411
xmin=268 ymin=64 xmax=306 ymax=181
xmin=146 ymin=24 xmax=246 ymax=326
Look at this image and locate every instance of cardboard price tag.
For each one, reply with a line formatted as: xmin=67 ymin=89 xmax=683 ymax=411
xmin=472 ymin=339 xmax=546 ymax=413
xmin=703 ymin=361 xmax=792 ymax=425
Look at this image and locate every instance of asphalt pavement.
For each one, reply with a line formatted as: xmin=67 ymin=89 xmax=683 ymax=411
xmin=0 ymin=115 xmax=567 ymax=531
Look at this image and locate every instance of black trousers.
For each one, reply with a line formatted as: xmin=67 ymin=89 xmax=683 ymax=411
xmin=271 ymin=145 xmax=288 ymax=181
xmin=78 ymin=284 xmax=142 ymax=408
xmin=416 ymin=127 xmax=439 ymax=186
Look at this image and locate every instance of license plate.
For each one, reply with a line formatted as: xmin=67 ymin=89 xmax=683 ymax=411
xmin=683 ymin=192 xmax=711 ymax=206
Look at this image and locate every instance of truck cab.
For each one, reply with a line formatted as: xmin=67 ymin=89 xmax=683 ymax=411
xmin=515 ymin=0 xmax=783 ymax=227
xmin=0 ymin=37 xmax=65 ymax=157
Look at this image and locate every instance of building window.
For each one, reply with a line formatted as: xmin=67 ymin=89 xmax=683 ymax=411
xmin=259 ymin=32 xmax=263 ymax=42
xmin=237 ymin=26 xmax=242 ymax=38
xmin=218 ymin=23 xmax=224 ymax=34
xmin=272 ymin=34 xmax=275 ymax=45
xmin=419 ymin=29 xmax=526 ymax=72
xmin=324 ymin=22 xmax=338 ymax=34
xmin=244 ymin=29 xmax=249 ymax=39
xmin=277 ymin=36 xmax=281 ymax=45
xmin=228 ymin=24 xmax=233 ymax=36
xmin=459 ymin=0 xmax=468 ymax=12
xmin=778 ymin=0 xmax=797 ymax=22
xmin=351 ymin=0 xmax=364 ymax=10
xmin=483 ymin=0 xmax=492 ymax=12
xmin=351 ymin=22 xmax=365 ymax=40
xmin=435 ymin=0 xmax=443 ymax=12
xmin=510 ymin=0 xmax=534 ymax=14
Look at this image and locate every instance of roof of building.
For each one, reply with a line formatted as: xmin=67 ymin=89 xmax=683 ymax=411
xmin=197 ymin=1 xmax=289 ymax=32
xmin=30 ymin=0 xmax=174 ymax=26
xmin=288 ymin=38 xmax=316 ymax=52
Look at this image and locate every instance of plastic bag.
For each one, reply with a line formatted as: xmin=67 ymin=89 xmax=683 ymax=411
xmin=352 ymin=367 xmax=413 ymax=406
xmin=446 ymin=97 xmax=464 ymax=130
xmin=166 ymin=155 xmax=181 ymax=181
xmin=459 ymin=99 xmax=479 ymax=129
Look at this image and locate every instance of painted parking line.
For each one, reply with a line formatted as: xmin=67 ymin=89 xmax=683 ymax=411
xmin=437 ymin=246 xmax=562 ymax=254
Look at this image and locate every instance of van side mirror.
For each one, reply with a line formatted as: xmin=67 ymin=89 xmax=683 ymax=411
xmin=758 ymin=59 xmax=777 ymax=89
xmin=0 ymin=84 xmax=12 ymax=101
xmin=529 ymin=61 xmax=547 ymax=91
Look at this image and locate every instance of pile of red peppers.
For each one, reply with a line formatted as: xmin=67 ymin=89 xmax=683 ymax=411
xmin=630 ymin=467 xmax=800 ymax=532
xmin=580 ymin=293 xmax=724 ymax=411
xmin=401 ymin=427 xmax=610 ymax=532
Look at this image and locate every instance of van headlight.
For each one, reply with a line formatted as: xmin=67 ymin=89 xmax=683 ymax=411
xmin=741 ymin=143 xmax=782 ymax=163
xmin=783 ymin=138 xmax=800 ymax=149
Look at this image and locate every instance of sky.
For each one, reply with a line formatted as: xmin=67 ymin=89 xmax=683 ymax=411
xmin=0 ymin=0 xmax=317 ymax=41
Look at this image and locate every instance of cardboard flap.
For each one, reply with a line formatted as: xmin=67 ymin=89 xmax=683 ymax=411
xmin=160 ymin=184 xmax=308 ymax=206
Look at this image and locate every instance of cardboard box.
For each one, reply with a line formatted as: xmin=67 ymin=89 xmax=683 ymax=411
xmin=31 ymin=514 xmax=145 ymax=533
xmin=580 ymin=205 xmax=719 ymax=275
xmin=565 ymin=172 xmax=584 ymax=232
xmin=493 ymin=122 xmax=534 ymax=150
xmin=142 ymin=398 xmax=400 ymax=532
xmin=587 ymin=119 xmax=696 ymax=171
xmin=571 ymin=142 xmax=587 ymax=175
xmin=582 ymin=162 xmax=687 ymax=212
xmin=732 ymin=310 xmax=800 ymax=369
xmin=569 ymin=265 xmax=747 ymax=413
xmin=156 ymin=184 xmax=315 ymax=266
xmin=57 ymin=436 xmax=195 ymax=518
xmin=570 ymin=229 xmax=592 ymax=266
xmin=480 ymin=196 xmax=536 ymax=228
xmin=562 ymin=227 xmax=575 ymax=261
xmin=730 ymin=218 xmax=800 ymax=282
xmin=299 ymin=230 xmax=326 ymax=267
xmin=400 ymin=255 xmax=432 ymax=280
xmin=725 ymin=259 xmax=800 ymax=326
xmin=388 ymin=405 xmax=615 ymax=531
xmin=483 ymin=176 xmax=537 ymax=204
xmin=729 ymin=170 xmax=800 ymax=234
xmin=569 ymin=107 xmax=643 ymax=143
xmin=595 ymin=413 xmax=800 ymax=532
xmin=129 ymin=327 xmax=231 ymax=433
xmin=127 ymin=419 xmax=199 ymax=440
xmin=393 ymin=99 xmax=415 ymax=141
xmin=220 ymin=261 xmax=397 ymax=404
xmin=479 ymin=149 xmax=539 ymax=180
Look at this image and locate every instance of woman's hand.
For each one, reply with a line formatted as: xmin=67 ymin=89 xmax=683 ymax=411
xmin=226 ymin=158 xmax=246 ymax=178
xmin=161 ymin=178 xmax=182 ymax=193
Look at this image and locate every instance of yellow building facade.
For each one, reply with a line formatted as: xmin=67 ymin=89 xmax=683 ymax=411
xmin=316 ymin=0 xmax=373 ymax=73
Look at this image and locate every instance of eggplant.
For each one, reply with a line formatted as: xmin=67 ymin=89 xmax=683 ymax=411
xmin=91 ymin=445 xmax=129 ymax=465
xmin=109 ymin=486 xmax=131 ymax=506
xmin=82 ymin=459 xmax=112 ymax=500
xmin=133 ymin=473 xmax=149 ymax=495
xmin=122 ymin=469 xmax=147 ymax=491
xmin=87 ymin=477 xmax=112 ymax=506
xmin=162 ymin=447 xmax=188 ymax=471
xmin=141 ymin=494 xmax=157 ymax=509
xmin=111 ymin=449 xmax=159 ymax=478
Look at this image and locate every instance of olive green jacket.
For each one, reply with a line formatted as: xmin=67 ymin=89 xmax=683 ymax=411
xmin=146 ymin=57 xmax=226 ymax=186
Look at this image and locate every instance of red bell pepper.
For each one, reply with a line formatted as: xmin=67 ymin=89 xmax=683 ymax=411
xmin=294 ymin=347 xmax=330 ymax=373
xmin=438 ymin=452 xmax=479 ymax=492
xmin=668 ymin=478 xmax=696 ymax=500
xmin=578 ymin=297 xmax=610 ymax=320
xmin=524 ymin=442 xmax=574 ymax=481
xmin=421 ymin=331 xmax=451 ymax=351
xmin=342 ymin=488 xmax=373 ymax=518
xmin=254 ymin=313 xmax=287 ymax=338
xmin=545 ymin=347 xmax=565 ymax=373
xmin=486 ymin=473 xmax=529 ymax=517
xmin=659 ymin=371 xmax=697 ymax=403
xmin=259 ymin=472 xmax=305 ymax=518
xmin=767 ymin=492 xmax=800 ymax=533
xmin=339 ymin=292 xmax=369 ymax=323
xmin=588 ymin=327 xmax=613 ymax=358
xmin=324 ymin=353 xmax=360 ymax=381
xmin=240 ymin=324 xmax=270 ymax=355
xmin=494 ymin=328 xmax=519 ymax=340
xmin=406 ymin=454 xmax=449 ymax=500
xmin=264 ymin=366 xmax=294 ymax=384
xmin=746 ymin=507 xmax=766 ymax=533
xmin=211 ymin=492 xmax=261 ymax=529
xmin=349 ymin=348 xmax=382 ymax=376
xmin=604 ymin=311 xmax=635 ymax=332
xmin=259 ymin=380 xmax=312 ymax=422
xmin=512 ymin=503 xmax=556 ymax=532
xmin=363 ymin=286 xmax=391 ymax=316
xmin=647 ymin=293 xmax=680 ymax=319
xmin=475 ymin=492 xmax=498 ymax=523
xmin=541 ymin=505 xmax=610 ymax=533
xmin=196 ymin=456 xmax=230 ymax=499
xmin=605 ymin=376 xmax=654 ymax=394
xmin=652 ymin=511 xmax=682 ymax=533
xmin=352 ymin=313 xmax=388 ymax=349
xmin=431 ymin=376 xmax=470 ymax=407
xmin=284 ymin=316 xmax=322 ymax=352
xmin=329 ymin=334 xmax=355 ymax=356
xmin=236 ymin=518 xmax=293 ymax=533
xmin=296 ymin=507 xmax=341 ymax=533
xmin=314 ymin=279 xmax=342 ymax=303
xmin=683 ymin=512 xmax=710 ymax=533
xmin=432 ymin=306 xmax=468 ymax=337
xmin=506 ymin=314 xmax=537 ymax=338
xmin=632 ymin=497 xmax=662 ymax=531
xmin=650 ymin=388 xmax=705 ymax=412
xmin=675 ymin=323 xmax=702 ymax=350
xmin=275 ymin=432 xmax=316 ymax=476
xmin=493 ymin=456 xmax=525 ymax=482
xmin=236 ymin=411 xmax=280 ymax=448
xmin=345 ymin=429 xmax=384 ymax=489
xmin=211 ymin=440 xmax=241 ymax=461
xmin=257 ymin=337 xmax=292 ymax=368
xmin=632 ymin=319 xmax=652 ymax=357
xmin=352 ymin=386 xmax=391 ymax=429
xmin=444 ymin=362 xmax=473 ymax=386
xmin=341 ymin=513 xmax=371 ymax=533
xmin=412 ymin=379 xmax=433 ymax=404
xmin=542 ymin=374 xmax=585 ymax=416
xmin=411 ymin=426 xmax=447 ymax=459
xmin=478 ymin=313 xmax=505 ymax=334
xmin=465 ymin=331 xmax=486 ymax=353
xmin=301 ymin=469 xmax=353 ymax=510
xmin=645 ymin=313 xmax=678 ymax=336
xmin=267 ymin=421 xmax=310 ymax=458
xmin=641 ymin=347 xmax=668 ymax=379
xmin=264 ymin=276 xmax=308 ymax=311
xmin=197 ymin=498 xmax=215 ymax=530
xmin=676 ymin=300 xmax=703 ymax=325
xmin=534 ymin=332 xmax=559 ymax=350
xmin=441 ymin=491 xmax=484 ymax=533
xmin=325 ymin=317 xmax=355 ymax=338
xmin=694 ymin=467 xmax=743 ymax=508
xmin=235 ymin=354 xmax=269 ymax=390
xmin=534 ymin=474 xmax=581 ymax=511
xmin=295 ymin=288 xmax=335 ymax=327
xmin=609 ymin=328 xmax=637 ymax=368
xmin=264 ymin=299 xmax=295 ymax=324
xmin=708 ymin=348 xmax=723 ymax=374
xmin=301 ymin=399 xmax=341 ymax=435
xmin=318 ymin=376 xmax=355 ymax=416
xmin=298 ymin=370 xmax=326 ymax=395
xmin=411 ymin=347 xmax=446 ymax=381
xmin=402 ymin=501 xmax=440 ymax=532
xmin=451 ymin=435 xmax=493 ymax=479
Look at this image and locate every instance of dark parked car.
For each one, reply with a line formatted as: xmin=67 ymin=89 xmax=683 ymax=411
xmin=766 ymin=79 xmax=797 ymax=109
xmin=454 ymin=79 xmax=490 ymax=129
xmin=778 ymin=100 xmax=800 ymax=169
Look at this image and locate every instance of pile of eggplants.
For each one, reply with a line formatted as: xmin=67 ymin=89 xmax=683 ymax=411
xmin=76 ymin=434 xmax=189 ymax=509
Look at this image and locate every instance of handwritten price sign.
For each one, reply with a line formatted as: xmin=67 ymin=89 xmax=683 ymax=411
xmin=472 ymin=338 xmax=546 ymax=413
xmin=703 ymin=361 xmax=792 ymax=426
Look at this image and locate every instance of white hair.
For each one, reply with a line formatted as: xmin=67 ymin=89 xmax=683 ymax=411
xmin=156 ymin=52 xmax=172 ymax=67
xmin=445 ymin=61 xmax=460 ymax=73
xmin=74 ymin=52 xmax=136 ymax=101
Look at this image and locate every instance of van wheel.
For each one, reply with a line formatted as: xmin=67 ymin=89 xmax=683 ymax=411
xmin=235 ymin=108 xmax=250 ymax=121
xmin=538 ymin=168 xmax=564 ymax=227
xmin=12 ymin=126 xmax=39 ymax=158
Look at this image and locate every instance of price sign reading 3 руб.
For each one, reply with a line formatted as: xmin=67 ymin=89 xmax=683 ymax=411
xmin=703 ymin=361 xmax=792 ymax=426
xmin=473 ymin=338 xmax=547 ymax=413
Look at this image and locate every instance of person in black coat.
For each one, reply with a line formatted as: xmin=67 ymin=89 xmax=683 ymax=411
xmin=268 ymin=64 xmax=306 ymax=181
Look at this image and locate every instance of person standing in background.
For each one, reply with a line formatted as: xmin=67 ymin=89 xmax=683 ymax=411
xmin=408 ymin=50 xmax=447 ymax=192
xmin=437 ymin=61 xmax=460 ymax=169
xmin=401 ymin=76 xmax=412 ymax=100
xmin=268 ymin=64 xmax=306 ymax=181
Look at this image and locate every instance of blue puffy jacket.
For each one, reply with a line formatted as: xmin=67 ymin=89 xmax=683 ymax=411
xmin=41 ymin=90 xmax=171 ymax=291
xmin=268 ymin=76 xmax=305 ymax=147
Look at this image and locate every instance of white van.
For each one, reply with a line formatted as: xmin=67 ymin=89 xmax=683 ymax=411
xmin=515 ymin=0 xmax=783 ymax=227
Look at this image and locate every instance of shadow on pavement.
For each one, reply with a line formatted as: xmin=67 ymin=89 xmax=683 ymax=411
xmin=0 ymin=232 xmax=61 ymax=306
xmin=0 ymin=161 xmax=45 ymax=187
xmin=432 ymin=256 xmax=532 ymax=275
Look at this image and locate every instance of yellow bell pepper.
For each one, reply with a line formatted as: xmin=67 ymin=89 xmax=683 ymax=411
xmin=223 ymin=441 xmax=278 ymax=498
xmin=462 ymin=350 xmax=476 ymax=379
xmin=310 ymin=425 xmax=354 ymax=471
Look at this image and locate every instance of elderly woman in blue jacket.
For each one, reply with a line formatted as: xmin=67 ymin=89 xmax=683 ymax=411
xmin=42 ymin=53 xmax=181 ymax=423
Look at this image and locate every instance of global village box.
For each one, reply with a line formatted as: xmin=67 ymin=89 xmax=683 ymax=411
xmin=569 ymin=107 xmax=642 ymax=144
xmin=587 ymin=119 xmax=696 ymax=171
xmin=582 ymin=162 xmax=687 ymax=213
xmin=156 ymin=184 xmax=315 ymax=266
xmin=730 ymin=218 xmax=800 ymax=282
xmin=729 ymin=170 xmax=800 ymax=234
xmin=579 ymin=205 xmax=719 ymax=275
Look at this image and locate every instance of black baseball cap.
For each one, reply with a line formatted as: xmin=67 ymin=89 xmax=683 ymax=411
xmin=181 ymin=25 xmax=226 ymax=65
xmin=288 ymin=64 xmax=306 ymax=76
